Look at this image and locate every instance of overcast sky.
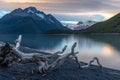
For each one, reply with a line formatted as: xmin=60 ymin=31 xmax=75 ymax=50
xmin=0 ymin=0 xmax=119 ymax=22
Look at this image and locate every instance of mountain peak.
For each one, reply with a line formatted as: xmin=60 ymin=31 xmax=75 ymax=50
xmin=11 ymin=8 xmax=23 ymax=13
xmin=9 ymin=7 xmax=47 ymax=19
xmin=24 ymin=6 xmax=37 ymax=13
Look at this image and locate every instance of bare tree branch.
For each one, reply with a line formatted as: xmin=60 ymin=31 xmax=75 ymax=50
xmin=88 ymin=57 xmax=102 ymax=68
xmin=0 ymin=35 xmax=102 ymax=75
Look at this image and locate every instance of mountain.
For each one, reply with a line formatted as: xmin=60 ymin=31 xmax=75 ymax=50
xmin=0 ymin=7 xmax=69 ymax=34
xmin=82 ymin=13 xmax=120 ymax=33
xmin=74 ymin=20 xmax=96 ymax=30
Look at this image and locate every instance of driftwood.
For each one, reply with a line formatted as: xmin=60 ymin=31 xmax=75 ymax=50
xmin=0 ymin=35 xmax=102 ymax=74
xmin=88 ymin=57 xmax=102 ymax=68
xmin=0 ymin=43 xmax=12 ymax=67
xmin=0 ymin=35 xmax=81 ymax=74
xmin=80 ymin=57 xmax=102 ymax=68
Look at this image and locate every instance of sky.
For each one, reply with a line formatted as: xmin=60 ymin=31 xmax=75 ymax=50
xmin=0 ymin=0 xmax=119 ymax=23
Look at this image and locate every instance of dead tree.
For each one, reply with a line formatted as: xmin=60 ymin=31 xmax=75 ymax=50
xmin=0 ymin=35 xmax=102 ymax=74
xmin=13 ymin=35 xmax=81 ymax=73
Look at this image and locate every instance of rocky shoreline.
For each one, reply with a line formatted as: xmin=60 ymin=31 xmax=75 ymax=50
xmin=0 ymin=59 xmax=120 ymax=80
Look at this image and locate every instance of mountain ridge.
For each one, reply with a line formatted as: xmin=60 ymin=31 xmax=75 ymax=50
xmin=82 ymin=13 xmax=120 ymax=33
xmin=0 ymin=7 xmax=69 ymax=34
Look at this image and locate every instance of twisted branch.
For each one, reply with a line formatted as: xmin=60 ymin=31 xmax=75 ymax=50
xmin=0 ymin=35 xmax=102 ymax=75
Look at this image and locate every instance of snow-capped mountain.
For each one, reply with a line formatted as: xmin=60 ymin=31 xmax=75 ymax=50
xmin=74 ymin=21 xmax=97 ymax=30
xmin=0 ymin=7 xmax=68 ymax=34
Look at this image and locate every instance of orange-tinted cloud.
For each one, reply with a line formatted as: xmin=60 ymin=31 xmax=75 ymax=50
xmin=2 ymin=0 xmax=46 ymax=3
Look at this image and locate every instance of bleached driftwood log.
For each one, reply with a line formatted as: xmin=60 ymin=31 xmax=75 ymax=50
xmin=13 ymin=35 xmax=81 ymax=74
xmin=0 ymin=35 xmax=81 ymax=74
xmin=0 ymin=35 xmax=102 ymax=74
xmin=0 ymin=35 xmax=62 ymax=66
xmin=11 ymin=35 xmax=67 ymax=63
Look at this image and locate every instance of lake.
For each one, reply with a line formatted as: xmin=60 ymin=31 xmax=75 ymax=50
xmin=0 ymin=34 xmax=120 ymax=70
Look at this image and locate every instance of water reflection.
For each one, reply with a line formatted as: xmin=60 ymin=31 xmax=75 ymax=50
xmin=0 ymin=34 xmax=120 ymax=70
xmin=102 ymin=44 xmax=115 ymax=56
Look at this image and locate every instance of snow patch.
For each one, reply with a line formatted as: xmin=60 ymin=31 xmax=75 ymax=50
xmin=35 ymin=13 xmax=45 ymax=19
xmin=49 ymin=18 xmax=54 ymax=23
xmin=27 ymin=9 xmax=35 ymax=14
xmin=26 ymin=8 xmax=45 ymax=19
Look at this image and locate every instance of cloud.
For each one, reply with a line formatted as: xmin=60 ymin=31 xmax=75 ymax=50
xmin=53 ymin=13 xmax=105 ymax=22
xmin=0 ymin=0 xmax=119 ymax=21
xmin=1 ymin=0 xmax=43 ymax=3
xmin=0 ymin=10 xmax=10 ymax=18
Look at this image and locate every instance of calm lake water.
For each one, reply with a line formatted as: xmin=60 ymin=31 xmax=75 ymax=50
xmin=0 ymin=34 xmax=120 ymax=70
